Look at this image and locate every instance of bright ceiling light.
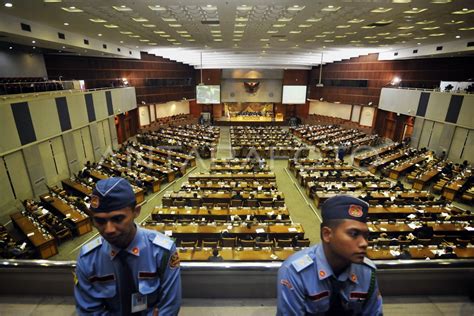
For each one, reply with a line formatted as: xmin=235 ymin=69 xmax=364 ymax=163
xmin=62 ymin=6 xmax=83 ymax=12
xmin=322 ymin=6 xmax=341 ymax=12
xmin=132 ymin=17 xmax=149 ymax=22
xmin=371 ymin=7 xmax=392 ymax=13
xmin=148 ymin=5 xmax=166 ymax=11
xmin=104 ymin=24 xmax=119 ymax=28
xmin=90 ymin=18 xmax=107 ymax=23
xmin=112 ymin=5 xmax=132 ymax=11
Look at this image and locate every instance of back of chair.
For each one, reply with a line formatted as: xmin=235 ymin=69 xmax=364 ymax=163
xmin=277 ymin=239 xmax=292 ymax=247
xmin=260 ymin=201 xmax=273 ymax=208
xmin=256 ymin=240 xmax=274 ymax=248
xmin=230 ymin=199 xmax=243 ymax=207
xmin=221 ymin=237 xmax=237 ymax=247
xmin=180 ymin=240 xmax=196 ymax=248
xmin=216 ymin=203 xmax=229 ymax=209
xmin=417 ymin=238 xmax=432 ymax=246
xmin=296 ymin=239 xmax=310 ymax=247
xmin=202 ymin=240 xmax=218 ymax=248
xmin=273 ymin=200 xmax=285 ymax=208
xmin=240 ymin=239 xmax=256 ymax=247
xmin=246 ymin=199 xmax=259 ymax=207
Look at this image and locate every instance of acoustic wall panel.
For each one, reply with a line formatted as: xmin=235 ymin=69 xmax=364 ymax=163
xmin=67 ymin=94 xmax=89 ymax=128
xmin=410 ymin=117 xmax=424 ymax=149
xmin=11 ymin=102 xmax=36 ymax=145
xmin=0 ymin=157 xmax=16 ymax=222
xmin=155 ymin=101 xmax=190 ymax=118
xmin=101 ymin=119 xmax=112 ymax=151
xmin=4 ymin=150 xmax=33 ymax=200
xmin=38 ymin=140 xmax=58 ymax=187
xmin=89 ymin=122 xmax=103 ymax=161
xmin=456 ymin=94 xmax=474 ymax=128
xmin=108 ymin=117 xmax=119 ymax=151
xmin=445 ymin=95 xmax=464 ymax=124
xmin=72 ymin=129 xmax=88 ymax=168
xmin=427 ymin=122 xmax=444 ymax=152
xmin=62 ymin=132 xmax=80 ymax=175
xmin=55 ymin=97 xmax=72 ymax=132
xmin=448 ymin=127 xmax=468 ymax=162
xmin=105 ymin=91 xmax=114 ymax=116
xmin=437 ymin=124 xmax=456 ymax=155
xmin=150 ymin=104 xmax=156 ymax=122
xmin=351 ymin=105 xmax=361 ymax=122
xmin=29 ymin=98 xmax=61 ymax=141
xmin=0 ymin=103 xmax=21 ymax=153
xmin=461 ymin=130 xmax=474 ymax=162
xmin=424 ymin=92 xmax=450 ymax=121
xmin=22 ymin=145 xmax=48 ymax=196
xmin=416 ymin=92 xmax=430 ymax=117
xmin=85 ymin=94 xmax=96 ymax=122
xmin=80 ymin=127 xmax=95 ymax=163
xmin=50 ymin=136 xmax=70 ymax=184
xmin=418 ymin=120 xmax=434 ymax=149
xmin=92 ymin=91 xmax=108 ymax=121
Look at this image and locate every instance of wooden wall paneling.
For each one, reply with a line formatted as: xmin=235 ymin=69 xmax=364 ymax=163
xmin=283 ymin=70 xmax=309 ymax=85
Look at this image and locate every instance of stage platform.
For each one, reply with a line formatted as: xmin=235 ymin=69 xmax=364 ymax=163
xmin=215 ymin=116 xmax=287 ymax=126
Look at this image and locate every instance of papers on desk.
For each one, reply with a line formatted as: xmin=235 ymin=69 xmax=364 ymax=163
xmin=227 ymin=225 xmax=233 ymax=230
xmin=66 ymin=213 xmax=71 ymax=218
xmin=465 ymin=227 xmax=474 ymax=231
xmin=407 ymin=214 xmax=417 ymax=219
xmin=270 ymin=254 xmax=279 ymax=260
xmin=41 ymin=209 xmax=49 ymax=215
xmin=288 ymin=227 xmax=298 ymax=232
xmin=164 ymin=230 xmax=173 ymax=237
xmin=379 ymin=227 xmax=387 ymax=232
xmin=416 ymin=209 xmax=424 ymax=214
xmin=27 ymin=232 xmax=35 ymax=237
xmin=390 ymin=250 xmax=400 ymax=257
xmin=408 ymin=223 xmax=421 ymax=230
xmin=255 ymin=228 xmax=265 ymax=234
xmin=368 ymin=227 xmax=374 ymax=232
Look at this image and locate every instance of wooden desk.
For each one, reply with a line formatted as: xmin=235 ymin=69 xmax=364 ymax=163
xmin=178 ymin=247 xmax=299 ymax=261
xmin=353 ymin=143 xmax=402 ymax=167
xmin=442 ymin=171 xmax=472 ymax=200
xmin=152 ymin=206 xmax=289 ymax=220
xmin=116 ymin=153 xmax=176 ymax=183
xmin=143 ymin=223 xmax=304 ymax=239
xmin=189 ymin=173 xmax=276 ymax=183
xmin=413 ymin=168 xmax=443 ymax=190
xmin=101 ymin=163 xmax=161 ymax=193
xmin=367 ymin=151 xmax=405 ymax=174
xmin=39 ymin=194 xmax=92 ymax=236
xmin=368 ymin=222 xmax=470 ymax=234
xmin=166 ymin=191 xmax=284 ymax=204
xmin=367 ymin=247 xmax=436 ymax=260
xmin=139 ymin=144 xmax=196 ymax=167
xmin=10 ymin=212 xmax=58 ymax=259
xmin=389 ymin=155 xmax=429 ymax=180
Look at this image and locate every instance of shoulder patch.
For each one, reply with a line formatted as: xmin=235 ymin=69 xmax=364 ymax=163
xmin=152 ymin=233 xmax=173 ymax=251
xmin=291 ymin=254 xmax=314 ymax=272
xmin=363 ymin=257 xmax=377 ymax=270
xmin=81 ymin=237 xmax=102 ymax=256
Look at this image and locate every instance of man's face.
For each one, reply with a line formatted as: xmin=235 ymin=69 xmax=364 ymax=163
xmin=91 ymin=206 xmax=140 ymax=249
xmin=323 ymin=219 xmax=369 ymax=264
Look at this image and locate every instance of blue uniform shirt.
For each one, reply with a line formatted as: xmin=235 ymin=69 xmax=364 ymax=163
xmin=277 ymin=243 xmax=383 ymax=316
xmin=74 ymin=227 xmax=181 ymax=315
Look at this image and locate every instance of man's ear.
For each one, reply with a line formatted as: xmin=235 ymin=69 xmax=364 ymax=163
xmin=321 ymin=226 xmax=333 ymax=243
xmin=133 ymin=205 xmax=141 ymax=219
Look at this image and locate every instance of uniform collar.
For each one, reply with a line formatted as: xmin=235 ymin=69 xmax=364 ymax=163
xmin=315 ymin=244 xmax=359 ymax=285
xmin=105 ymin=226 xmax=144 ymax=259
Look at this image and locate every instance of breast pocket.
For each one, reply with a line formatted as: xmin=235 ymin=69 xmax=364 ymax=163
xmin=305 ymin=291 xmax=330 ymax=315
xmin=88 ymin=274 xmax=117 ymax=299
xmin=138 ymin=271 xmax=160 ymax=295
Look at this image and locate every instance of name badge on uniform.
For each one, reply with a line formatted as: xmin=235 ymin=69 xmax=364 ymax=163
xmin=131 ymin=293 xmax=147 ymax=313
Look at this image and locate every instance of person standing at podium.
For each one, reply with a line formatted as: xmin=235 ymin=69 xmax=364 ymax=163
xmin=74 ymin=177 xmax=181 ymax=315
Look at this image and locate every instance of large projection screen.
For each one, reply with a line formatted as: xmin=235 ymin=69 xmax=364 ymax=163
xmin=282 ymin=85 xmax=307 ymax=104
xmin=197 ymin=85 xmax=221 ymax=104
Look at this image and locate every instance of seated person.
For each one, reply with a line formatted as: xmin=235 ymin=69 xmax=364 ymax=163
xmin=397 ymin=245 xmax=412 ymax=260
xmin=413 ymin=223 xmax=434 ymax=240
xmin=208 ymin=248 xmax=224 ymax=262
xmin=435 ymin=246 xmax=458 ymax=259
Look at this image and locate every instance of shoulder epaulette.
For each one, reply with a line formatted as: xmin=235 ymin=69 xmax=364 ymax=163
xmin=152 ymin=233 xmax=173 ymax=251
xmin=81 ymin=237 xmax=102 ymax=256
xmin=291 ymin=254 xmax=314 ymax=272
xmin=363 ymin=257 xmax=377 ymax=270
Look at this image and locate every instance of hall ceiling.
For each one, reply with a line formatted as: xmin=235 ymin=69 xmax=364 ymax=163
xmin=0 ymin=0 xmax=473 ymax=68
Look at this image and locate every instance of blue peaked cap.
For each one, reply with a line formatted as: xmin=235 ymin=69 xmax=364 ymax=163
xmin=321 ymin=195 xmax=369 ymax=223
xmin=89 ymin=177 xmax=136 ymax=213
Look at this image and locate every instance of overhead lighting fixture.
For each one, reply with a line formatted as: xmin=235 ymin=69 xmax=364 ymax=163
xmin=428 ymin=33 xmax=445 ymax=36
xmin=361 ymin=25 xmax=376 ymax=29
xmin=345 ymin=31 xmax=358 ymax=34
xmin=445 ymin=20 xmax=464 ymax=25
xmin=160 ymin=34 xmax=171 ymax=38
xmin=62 ymin=6 xmax=83 ymax=12
xmin=322 ymin=31 xmax=334 ymax=34
xmin=267 ymin=30 xmax=278 ymax=34
xmin=162 ymin=17 xmax=177 ymax=22
xmin=452 ymin=9 xmax=473 ymax=14
xmin=187 ymin=39 xmax=196 ymax=42
xmin=235 ymin=23 xmax=246 ymax=27
xmin=132 ymin=17 xmax=149 ymax=22
xmin=129 ymin=35 xmax=140 ymax=38
xmin=139 ymin=39 xmax=150 ymax=42
xmin=414 ymin=36 xmax=427 ymax=39
xmin=97 ymin=34 xmax=102 ymax=37
xmin=180 ymin=34 xmax=191 ymax=38
xmin=272 ymin=24 xmax=286 ymax=28
xmin=378 ymin=32 xmax=391 ymax=35
xmin=398 ymin=33 xmax=413 ymax=36
xmin=278 ymin=17 xmax=293 ymax=22
xmin=153 ymin=30 xmax=166 ymax=34
xmin=322 ymin=6 xmax=341 ymax=12
xmin=260 ymin=38 xmax=270 ymax=41
xmin=236 ymin=5 xmax=252 ymax=11
xmin=392 ymin=0 xmax=411 ymax=3
xmin=315 ymin=34 xmax=326 ymax=38
xmin=430 ymin=0 xmax=452 ymax=3
xmin=350 ymin=40 xmax=361 ymax=43
xmin=148 ymin=5 xmax=166 ymax=11
xmin=371 ymin=7 xmax=392 ymax=13
xmin=416 ymin=20 xmax=435 ymax=25
xmin=213 ymin=39 xmax=222 ymax=41
xmin=348 ymin=19 xmax=365 ymax=23
xmin=289 ymin=30 xmax=301 ymax=34
xmin=104 ymin=24 xmax=119 ymax=28
xmin=336 ymin=25 xmax=351 ymax=28
xmin=63 ymin=22 xmax=69 ymax=26
xmin=203 ymin=5 xmax=217 ymax=10
xmin=169 ymin=24 xmax=182 ymax=27
xmin=167 ymin=38 xmax=176 ymax=42
xmin=364 ymin=36 xmax=377 ymax=39
xmin=278 ymin=38 xmax=288 ymax=42
xmin=234 ymin=30 xmax=244 ymax=33
xmin=176 ymin=30 xmax=188 ymax=34
xmin=335 ymin=35 xmax=346 ymax=38
xmin=323 ymin=39 xmax=334 ymax=42
xmin=120 ymin=31 xmax=133 ymax=35
xmin=113 ymin=5 xmax=132 ymax=12
xmin=422 ymin=26 xmax=440 ymax=30
xmin=456 ymin=35 xmax=461 ymax=38
xmin=288 ymin=5 xmax=305 ymax=11
xmin=148 ymin=43 xmax=157 ymax=46
xmin=90 ymin=18 xmax=107 ymax=23
xmin=404 ymin=8 xmax=427 ymax=14
xmin=306 ymin=39 xmax=316 ymax=42
xmin=459 ymin=27 xmax=474 ymax=31
xmin=142 ymin=24 xmax=156 ymax=28
xmin=232 ymin=38 xmax=241 ymax=41
xmin=235 ymin=17 xmax=248 ymax=22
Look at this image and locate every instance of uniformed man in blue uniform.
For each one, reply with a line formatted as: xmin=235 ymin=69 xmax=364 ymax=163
xmin=74 ymin=177 xmax=181 ymax=315
xmin=277 ymin=195 xmax=383 ymax=315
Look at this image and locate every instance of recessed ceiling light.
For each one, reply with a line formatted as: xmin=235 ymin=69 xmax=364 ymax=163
xmin=136 ymin=46 xmax=139 ymax=48
xmin=160 ymin=34 xmax=170 ymax=38
xmin=361 ymin=25 xmax=376 ymax=29
xmin=104 ymin=24 xmax=119 ymax=28
xmin=445 ymin=20 xmax=464 ymax=25
xmin=62 ymin=6 xmax=83 ymax=12
xmin=364 ymin=36 xmax=377 ymax=39
xmin=187 ymin=39 xmax=196 ymax=42
xmin=422 ymin=26 xmax=440 ymax=30
xmin=392 ymin=0 xmax=412 ymax=3
xmin=129 ymin=35 xmax=140 ymax=38
xmin=260 ymin=38 xmax=270 ymax=41
xmin=169 ymin=24 xmax=182 ymax=28
xmin=120 ymin=41 xmax=124 ymax=43
xmin=298 ymin=24 xmax=312 ymax=28
xmin=98 ymin=33 xmax=102 ymax=37
xmin=288 ymin=5 xmax=304 ymax=11
xmin=278 ymin=17 xmax=293 ymax=22
xmin=235 ymin=17 xmax=248 ymax=22
xmin=235 ymin=23 xmax=246 ymax=27
xmin=278 ymin=38 xmax=288 ymax=42
xmin=350 ymin=40 xmax=361 ymax=43
xmin=416 ymin=20 xmax=435 ymax=25
xmin=132 ymin=17 xmax=149 ymax=22
xmin=213 ymin=39 xmax=222 ymax=41
xmin=430 ymin=0 xmax=452 ymax=3
xmin=323 ymin=39 xmax=334 ymax=42
xmin=417 ymin=42 xmax=421 ymax=45
xmin=9 ymin=46 xmax=13 ymax=49
xmin=371 ymin=7 xmax=392 ymax=13
xmin=322 ymin=31 xmax=334 ymax=34
xmin=315 ymin=35 xmax=326 ymax=38
xmin=32 ymin=40 xmax=36 ymax=43
xmin=233 ymin=34 xmax=243 ymax=37
xmin=336 ymin=25 xmax=351 ymax=28
xmin=348 ymin=19 xmax=365 ymax=23
xmin=345 ymin=32 xmax=358 ymax=35
xmin=272 ymin=24 xmax=286 ymax=28
xmin=113 ymin=5 xmax=132 ymax=11
xmin=232 ymin=38 xmax=241 ymax=41
xmin=456 ymin=35 xmax=461 ymax=38
xmin=148 ymin=5 xmax=166 ymax=11
xmin=153 ymin=31 xmax=165 ymax=34
xmin=459 ymin=27 xmax=474 ymax=31
xmin=428 ymin=33 xmax=445 ymax=36
xmin=404 ymin=8 xmax=427 ymax=14
xmin=62 ymin=46 xmax=65 ymax=48
xmin=267 ymin=30 xmax=278 ymax=34
xmin=139 ymin=39 xmax=150 ymax=42
xmin=234 ymin=30 xmax=244 ymax=33
xmin=210 ymin=30 xmax=221 ymax=33
xmin=142 ymin=24 xmax=156 ymax=28
xmin=162 ymin=17 xmax=177 ymax=22
xmin=4 ymin=3 xmax=13 ymax=7
xmin=378 ymin=32 xmax=391 ymax=35
xmin=335 ymin=35 xmax=346 ymax=38
xmin=180 ymin=34 xmax=191 ymax=38
xmin=63 ymin=22 xmax=69 ymax=26
xmin=148 ymin=43 xmax=157 ymax=46
xmin=89 ymin=18 xmax=107 ymax=23
xmin=306 ymin=39 xmax=316 ymax=42
xmin=306 ymin=18 xmax=322 ymax=22
xmin=414 ymin=36 xmax=428 ymax=39
xmin=452 ymin=9 xmax=473 ymax=14
xmin=322 ymin=6 xmax=341 ymax=12
xmin=236 ymin=5 xmax=252 ymax=11
xmin=289 ymin=31 xmax=301 ymax=34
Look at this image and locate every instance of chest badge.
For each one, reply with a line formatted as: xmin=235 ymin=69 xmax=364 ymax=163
xmin=319 ymin=270 xmax=326 ymax=278
xmin=351 ymin=273 xmax=358 ymax=282
xmin=132 ymin=247 xmax=140 ymax=255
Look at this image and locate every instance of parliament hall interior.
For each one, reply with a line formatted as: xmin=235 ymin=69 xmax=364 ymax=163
xmin=0 ymin=0 xmax=473 ymax=315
